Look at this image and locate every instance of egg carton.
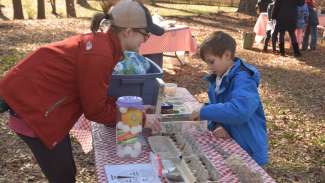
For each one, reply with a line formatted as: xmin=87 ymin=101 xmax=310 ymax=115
xmin=170 ymin=133 xmax=220 ymax=182
xmin=175 ymin=128 xmax=264 ymax=183
xmin=225 ymin=154 xmax=263 ymax=183
xmin=148 ymin=136 xmax=197 ymax=183
xmin=159 ymin=121 xmax=265 ymax=183
xmin=158 ymin=121 xmax=220 ymax=182
xmin=149 ymin=134 xmax=219 ymax=182
xmin=207 ymin=140 xmax=263 ymax=182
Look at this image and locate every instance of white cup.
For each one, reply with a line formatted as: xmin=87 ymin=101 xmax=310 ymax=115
xmin=164 ymin=83 xmax=177 ymax=96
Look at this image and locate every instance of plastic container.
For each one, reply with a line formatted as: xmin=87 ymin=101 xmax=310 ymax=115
xmin=116 ymin=96 xmax=144 ymax=158
xmin=143 ymin=53 xmax=163 ymax=68
xmin=164 ymin=83 xmax=177 ymax=97
xmin=108 ymin=59 xmax=163 ymax=105
xmin=161 ymin=102 xmax=174 ymax=114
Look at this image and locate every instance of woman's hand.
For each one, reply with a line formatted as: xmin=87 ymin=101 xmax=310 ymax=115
xmin=144 ymin=114 xmax=161 ymax=133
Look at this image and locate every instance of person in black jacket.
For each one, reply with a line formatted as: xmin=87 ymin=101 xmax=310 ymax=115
xmin=256 ymin=0 xmax=273 ymax=14
xmin=272 ymin=0 xmax=305 ymax=57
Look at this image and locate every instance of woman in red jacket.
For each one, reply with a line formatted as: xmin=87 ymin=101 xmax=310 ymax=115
xmin=0 ymin=0 xmax=163 ymax=182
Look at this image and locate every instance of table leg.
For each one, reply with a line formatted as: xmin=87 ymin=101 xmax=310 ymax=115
xmin=175 ymin=51 xmax=191 ymax=65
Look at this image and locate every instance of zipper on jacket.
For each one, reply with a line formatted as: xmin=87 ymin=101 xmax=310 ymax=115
xmin=44 ymin=97 xmax=67 ymax=118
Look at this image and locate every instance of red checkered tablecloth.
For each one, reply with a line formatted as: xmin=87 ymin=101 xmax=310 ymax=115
xmin=189 ymin=130 xmax=275 ymax=183
xmin=139 ymin=25 xmax=197 ymax=55
xmin=70 ymin=87 xmax=275 ymax=183
xmin=92 ymin=123 xmax=152 ymax=183
xmin=91 ymin=125 xmax=275 ymax=183
xmin=70 ymin=115 xmax=93 ymax=153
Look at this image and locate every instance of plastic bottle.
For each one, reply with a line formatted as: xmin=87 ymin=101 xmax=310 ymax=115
xmin=116 ymin=96 xmax=144 ymax=158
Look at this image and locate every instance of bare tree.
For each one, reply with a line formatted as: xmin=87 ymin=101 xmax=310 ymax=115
xmin=37 ymin=0 xmax=46 ymax=19
xmin=12 ymin=0 xmax=24 ymax=19
xmin=237 ymin=0 xmax=258 ymax=16
xmin=65 ymin=0 xmax=77 ymax=17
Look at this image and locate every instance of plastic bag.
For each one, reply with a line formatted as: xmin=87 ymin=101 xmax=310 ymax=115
xmin=113 ymin=51 xmax=151 ymax=75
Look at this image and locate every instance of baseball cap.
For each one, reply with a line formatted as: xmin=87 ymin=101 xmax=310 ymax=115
xmin=110 ymin=0 xmax=165 ymax=36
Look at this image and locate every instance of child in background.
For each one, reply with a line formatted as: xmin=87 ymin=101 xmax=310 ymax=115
xmin=263 ymin=0 xmax=277 ymax=52
xmin=296 ymin=3 xmax=309 ymax=47
xmin=302 ymin=0 xmax=319 ymax=50
xmin=192 ymin=31 xmax=268 ymax=166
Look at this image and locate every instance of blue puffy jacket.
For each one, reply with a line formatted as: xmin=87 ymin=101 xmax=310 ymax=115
xmin=200 ymin=57 xmax=268 ymax=165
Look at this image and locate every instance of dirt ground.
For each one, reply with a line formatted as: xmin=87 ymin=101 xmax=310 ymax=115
xmin=0 ymin=9 xmax=324 ymax=183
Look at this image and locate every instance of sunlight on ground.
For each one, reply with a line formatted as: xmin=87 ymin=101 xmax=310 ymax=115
xmin=147 ymin=3 xmax=237 ymax=17
xmin=0 ymin=0 xmax=237 ymax=19
xmin=0 ymin=1 xmax=324 ymax=182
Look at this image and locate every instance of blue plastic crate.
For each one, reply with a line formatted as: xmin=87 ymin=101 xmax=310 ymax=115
xmin=108 ymin=59 xmax=163 ymax=105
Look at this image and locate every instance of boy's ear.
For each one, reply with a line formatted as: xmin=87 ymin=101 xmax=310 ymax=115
xmin=223 ymin=50 xmax=232 ymax=60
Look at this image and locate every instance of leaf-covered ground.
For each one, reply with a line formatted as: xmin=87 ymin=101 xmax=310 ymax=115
xmin=0 ymin=2 xmax=324 ymax=183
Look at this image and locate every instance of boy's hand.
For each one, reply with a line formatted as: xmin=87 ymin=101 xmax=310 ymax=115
xmin=144 ymin=114 xmax=161 ymax=133
xmin=190 ymin=103 xmax=204 ymax=121
xmin=212 ymin=127 xmax=231 ymax=139
xmin=191 ymin=110 xmax=200 ymax=121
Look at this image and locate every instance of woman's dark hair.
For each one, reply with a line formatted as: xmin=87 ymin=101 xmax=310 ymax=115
xmin=91 ymin=0 xmax=117 ymax=34
xmin=90 ymin=12 xmax=111 ymax=34
xmin=90 ymin=12 xmax=127 ymax=34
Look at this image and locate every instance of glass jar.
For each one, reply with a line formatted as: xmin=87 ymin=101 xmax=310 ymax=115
xmin=116 ymin=96 xmax=144 ymax=158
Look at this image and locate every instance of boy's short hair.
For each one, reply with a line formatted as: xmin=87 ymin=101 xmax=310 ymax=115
xmin=200 ymin=31 xmax=236 ymax=61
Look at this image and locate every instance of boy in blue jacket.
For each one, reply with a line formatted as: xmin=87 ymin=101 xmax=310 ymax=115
xmin=192 ymin=31 xmax=268 ymax=166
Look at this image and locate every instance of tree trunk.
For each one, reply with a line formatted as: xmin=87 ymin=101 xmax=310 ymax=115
xmin=237 ymin=0 xmax=257 ymax=16
xmin=12 ymin=0 xmax=24 ymax=19
xmin=37 ymin=0 xmax=46 ymax=19
xmin=65 ymin=0 xmax=76 ymax=17
xmin=49 ymin=0 xmax=57 ymax=15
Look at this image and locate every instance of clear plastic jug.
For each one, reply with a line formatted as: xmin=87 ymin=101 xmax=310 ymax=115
xmin=116 ymin=96 xmax=144 ymax=158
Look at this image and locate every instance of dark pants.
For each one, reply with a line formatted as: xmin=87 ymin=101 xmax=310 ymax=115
xmin=263 ymin=29 xmax=278 ymax=52
xmin=18 ymin=134 xmax=76 ymax=183
xmin=302 ymin=24 xmax=318 ymax=50
xmin=272 ymin=27 xmax=279 ymax=51
xmin=263 ymin=30 xmax=272 ymax=51
xmin=278 ymin=29 xmax=300 ymax=56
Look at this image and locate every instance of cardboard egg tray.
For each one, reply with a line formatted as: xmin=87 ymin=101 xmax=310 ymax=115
xmin=148 ymin=121 xmax=220 ymax=183
xmin=155 ymin=121 xmax=264 ymax=183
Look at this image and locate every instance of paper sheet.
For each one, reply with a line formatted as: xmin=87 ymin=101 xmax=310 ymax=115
xmin=105 ymin=163 xmax=161 ymax=183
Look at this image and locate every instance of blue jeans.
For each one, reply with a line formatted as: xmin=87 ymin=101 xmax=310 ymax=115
xmin=302 ymin=25 xmax=317 ymax=50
